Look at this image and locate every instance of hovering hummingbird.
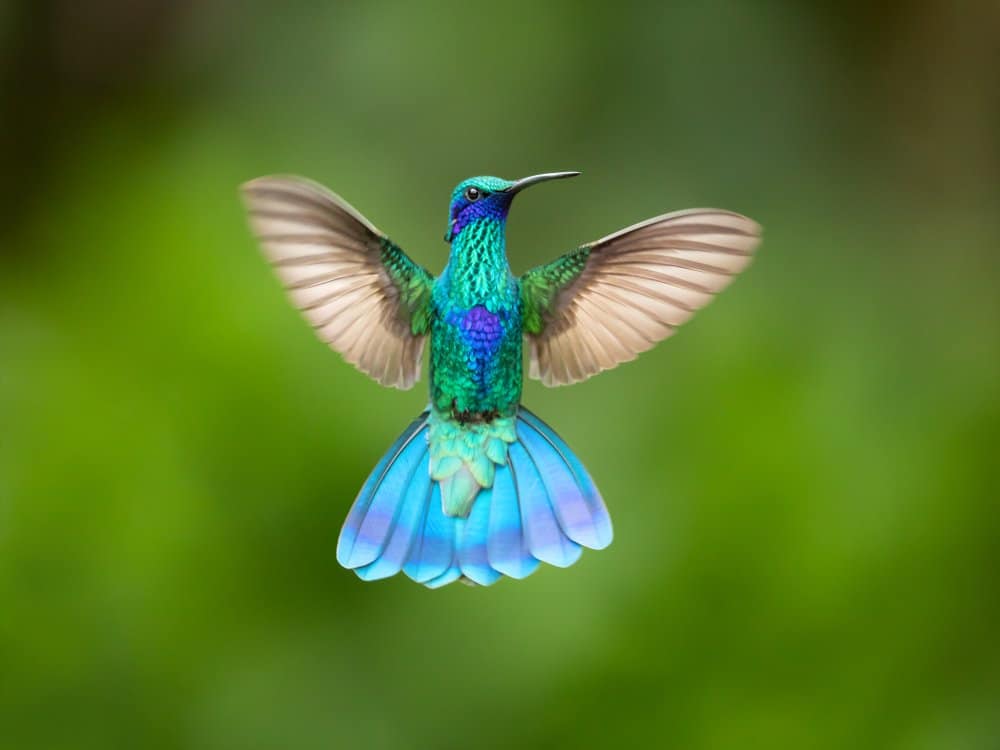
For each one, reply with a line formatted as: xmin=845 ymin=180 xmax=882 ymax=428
xmin=242 ymin=172 xmax=760 ymax=588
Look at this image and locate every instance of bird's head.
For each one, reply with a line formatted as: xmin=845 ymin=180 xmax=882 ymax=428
xmin=445 ymin=171 xmax=579 ymax=242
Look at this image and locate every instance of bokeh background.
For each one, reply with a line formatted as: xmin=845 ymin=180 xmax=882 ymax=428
xmin=2 ymin=1 xmax=999 ymax=748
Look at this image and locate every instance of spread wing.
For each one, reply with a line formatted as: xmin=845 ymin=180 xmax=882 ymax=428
xmin=242 ymin=176 xmax=434 ymax=389
xmin=520 ymin=208 xmax=761 ymax=386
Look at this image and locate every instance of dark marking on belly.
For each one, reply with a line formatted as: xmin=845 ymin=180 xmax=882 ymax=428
xmin=450 ymin=400 xmax=500 ymax=425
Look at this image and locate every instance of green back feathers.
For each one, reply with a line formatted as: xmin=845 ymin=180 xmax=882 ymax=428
xmin=519 ymin=246 xmax=591 ymax=334
xmin=379 ymin=237 xmax=434 ymax=335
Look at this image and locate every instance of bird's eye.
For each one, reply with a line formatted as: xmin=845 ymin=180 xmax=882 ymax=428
xmin=464 ymin=186 xmax=482 ymax=202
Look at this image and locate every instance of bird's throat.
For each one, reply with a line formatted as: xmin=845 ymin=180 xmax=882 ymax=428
xmin=447 ymin=218 xmax=509 ymax=306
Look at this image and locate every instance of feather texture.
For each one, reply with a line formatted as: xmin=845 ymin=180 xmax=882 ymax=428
xmin=337 ymin=406 xmax=608 ymax=587
xmin=458 ymin=490 xmax=503 ymax=585
xmin=242 ymin=176 xmax=434 ymax=389
xmin=485 ymin=455 xmax=539 ymax=579
xmin=402 ymin=482 xmax=456 ymax=583
xmin=509 ymin=441 xmax=582 ymax=567
xmin=521 ymin=208 xmax=761 ymax=385
xmin=336 ymin=413 xmax=429 ymax=569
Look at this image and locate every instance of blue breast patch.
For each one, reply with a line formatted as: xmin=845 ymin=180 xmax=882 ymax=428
xmin=457 ymin=305 xmax=503 ymax=355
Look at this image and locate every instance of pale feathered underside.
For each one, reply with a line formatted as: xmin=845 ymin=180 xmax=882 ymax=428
xmin=521 ymin=209 xmax=762 ymax=386
xmin=241 ymin=176 xmax=434 ymax=389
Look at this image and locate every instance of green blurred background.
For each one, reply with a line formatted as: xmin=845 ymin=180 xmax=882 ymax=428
xmin=2 ymin=1 xmax=999 ymax=748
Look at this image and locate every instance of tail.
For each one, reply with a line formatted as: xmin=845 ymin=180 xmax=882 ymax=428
xmin=336 ymin=406 xmax=613 ymax=588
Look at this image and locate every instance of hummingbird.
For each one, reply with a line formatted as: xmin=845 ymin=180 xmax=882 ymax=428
xmin=241 ymin=172 xmax=760 ymax=588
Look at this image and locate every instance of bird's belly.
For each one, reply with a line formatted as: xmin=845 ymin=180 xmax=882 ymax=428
xmin=430 ymin=304 xmax=522 ymax=420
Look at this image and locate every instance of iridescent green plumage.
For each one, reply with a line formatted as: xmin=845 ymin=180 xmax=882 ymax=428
xmin=378 ymin=237 xmax=433 ymax=336
xmin=429 ymin=223 xmax=522 ymax=418
xmin=520 ymin=246 xmax=591 ymax=335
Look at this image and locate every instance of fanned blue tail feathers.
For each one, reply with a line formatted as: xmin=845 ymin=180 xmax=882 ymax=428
xmin=336 ymin=407 xmax=612 ymax=587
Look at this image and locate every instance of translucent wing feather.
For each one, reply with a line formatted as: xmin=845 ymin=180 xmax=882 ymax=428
xmin=242 ymin=175 xmax=434 ymax=389
xmin=521 ymin=208 xmax=761 ymax=386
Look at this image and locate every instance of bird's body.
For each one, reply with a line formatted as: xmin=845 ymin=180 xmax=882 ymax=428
xmin=242 ymin=171 xmax=761 ymax=588
xmin=430 ymin=232 xmax=522 ymax=420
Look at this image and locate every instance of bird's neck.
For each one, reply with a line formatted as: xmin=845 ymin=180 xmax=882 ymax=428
xmin=445 ymin=218 xmax=511 ymax=307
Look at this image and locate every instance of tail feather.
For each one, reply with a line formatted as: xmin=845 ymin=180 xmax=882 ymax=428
xmin=348 ymin=432 xmax=426 ymax=568
xmin=516 ymin=416 xmax=604 ymax=549
xmin=509 ymin=441 xmax=583 ymax=568
xmin=354 ymin=453 xmax=429 ymax=581
xmin=485 ymin=460 xmax=540 ymax=579
xmin=423 ymin=558 xmax=463 ymax=588
xmin=336 ymin=415 xmax=429 ymax=569
xmin=402 ymin=482 xmax=455 ymax=583
xmin=337 ymin=406 xmax=613 ymax=588
xmin=458 ymin=495 xmax=503 ymax=586
xmin=518 ymin=409 xmax=613 ymax=549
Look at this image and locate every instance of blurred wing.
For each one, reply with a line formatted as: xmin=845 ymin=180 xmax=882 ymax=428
xmin=521 ymin=209 xmax=761 ymax=386
xmin=242 ymin=176 xmax=434 ymax=389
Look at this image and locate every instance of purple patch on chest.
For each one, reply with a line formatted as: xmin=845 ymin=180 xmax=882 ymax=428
xmin=451 ymin=305 xmax=504 ymax=356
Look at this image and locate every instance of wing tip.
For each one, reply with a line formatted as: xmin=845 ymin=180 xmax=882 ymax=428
xmin=240 ymin=174 xmax=301 ymax=201
xmin=240 ymin=174 xmax=384 ymax=237
xmin=591 ymin=207 xmax=763 ymax=248
xmin=240 ymin=173 xmax=319 ymax=192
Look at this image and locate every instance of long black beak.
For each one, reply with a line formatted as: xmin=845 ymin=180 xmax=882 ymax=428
xmin=506 ymin=171 xmax=580 ymax=194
